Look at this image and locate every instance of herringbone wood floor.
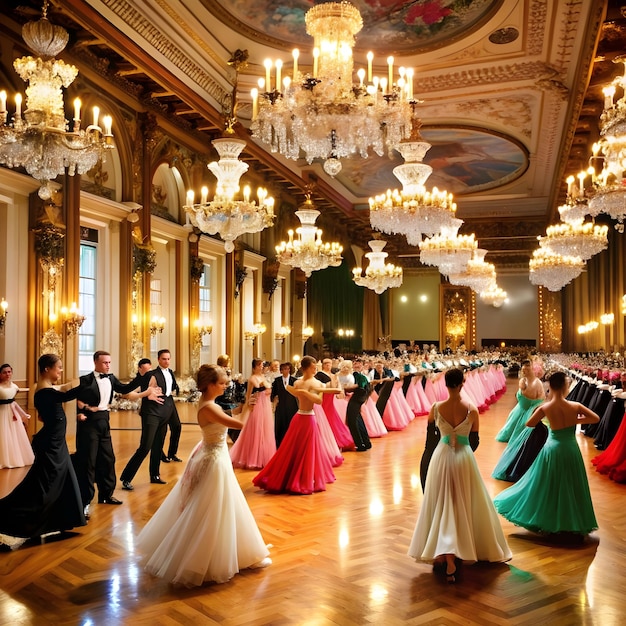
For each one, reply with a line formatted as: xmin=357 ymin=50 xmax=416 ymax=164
xmin=1 ymin=379 xmax=624 ymax=625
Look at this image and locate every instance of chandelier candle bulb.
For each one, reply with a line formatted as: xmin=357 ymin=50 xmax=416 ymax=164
xmin=292 ymin=49 xmax=299 ymax=78
xmin=264 ymin=59 xmax=272 ymax=92
xmin=603 ymin=85 xmax=616 ymax=109
xmin=92 ymin=106 xmax=99 ymax=129
xmin=15 ymin=93 xmax=22 ymax=118
xmin=251 ymin=88 xmax=258 ymax=120
xmin=74 ymin=98 xmax=81 ymax=124
xmin=387 ymin=57 xmax=394 ymax=91
xmin=367 ymin=51 xmax=373 ymax=82
xmin=0 ymin=90 xmax=5 ymax=113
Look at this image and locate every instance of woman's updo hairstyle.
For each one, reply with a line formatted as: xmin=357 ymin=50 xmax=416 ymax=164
xmin=444 ymin=367 xmax=464 ymax=389
xmin=548 ymin=370 xmax=567 ymax=392
xmin=38 ymin=353 xmax=60 ymax=374
xmin=196 ymin=364 xmax=227 ymax=392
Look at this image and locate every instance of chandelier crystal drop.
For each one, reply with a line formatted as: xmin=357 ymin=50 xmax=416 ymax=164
xmin=448 ymin=249 xmax=497 ymax=294
xmin=418 ymin=219 xmax=477 ymax=276
xmin=587 ymin=55 xmax=626 ymax=225
xmin=250 ymin=2 xmax=413 ymax=176
xmin=528 ymin=248 xmax=585 ymax=292
xmin=352 ymin=240 xmax=403 ymax=294
xmin=540 ymin=218 xmax=608 ymax=261
xmin=369 ymin=111 xmax=457 ymax=246
xmin=184 ymin=135 xmax=275 ymax=253
xmin=275 ymin=195 xmax=343 ymax=277
xmin=0 ymin=1 xmax=114 ymax=199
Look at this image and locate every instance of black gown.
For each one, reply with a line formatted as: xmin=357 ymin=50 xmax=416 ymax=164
xmin=0 ymin=386 xmax=86 ymax=546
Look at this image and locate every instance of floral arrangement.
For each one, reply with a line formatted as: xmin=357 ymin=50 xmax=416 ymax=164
xmin=34 ymin=223 xmax=65 ymax=266
xmin=133 ymin=243 xmax=157 ymax=275
xmin=190 ymin=255 xmax=205 ymax=283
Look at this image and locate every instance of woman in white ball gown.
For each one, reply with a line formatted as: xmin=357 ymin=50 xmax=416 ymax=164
xmin=408 ymin=367 xmax=511 ymax=583
xmin=137 ymin=364 xmax=271 ymax=586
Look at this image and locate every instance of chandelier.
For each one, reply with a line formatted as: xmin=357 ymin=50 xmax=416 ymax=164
xmin=369 ymin=109 xmax=457 ymax=246
xmin=0 ymin=1 xmax=113 ymax=199
xmin=418 ymin=219 xmax=477 ymax=276
xmin=250 ymin=2 xmax=413 ymax=176
xmin=184 ymin=135 xmax=275 ymax=253
xmin=352 ymin=240 xmax=403 ymax=294
xmin=480 ymin=284 xmax=508 ymax=308
xmin=587 ymin=56 xmax=626 ymax=226
xmin=448 ymin=249 xmax=496 ymax=294
xmin=528 ymin=248 xmax=585 ymax=291
xmin=275 ymin=195 xmax=343 ymax=277
xmin=540 ymin=218 xmax=608 ymax=261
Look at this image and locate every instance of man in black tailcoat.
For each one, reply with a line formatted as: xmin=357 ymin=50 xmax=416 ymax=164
xmin=271 ymin=362 xmax=299 ymax=447
xmin=74 ymin=351 xmax=153 ymax=515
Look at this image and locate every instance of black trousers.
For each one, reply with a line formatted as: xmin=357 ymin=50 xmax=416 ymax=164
xmin=346 ymin=391 xmax=371 ymax=451
xmin=121 ymin=412 xmax=166 ymax=481
xmin=160 ymin=397 xmax=181 ymax=458
xmin=75 ymin=412 xmax=116 ymax=505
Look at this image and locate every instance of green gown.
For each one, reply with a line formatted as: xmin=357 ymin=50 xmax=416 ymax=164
xmin=494 ymin=425 xmax=597 ymax=535
xmin=495 ymin=391 xmax=544 ymax=443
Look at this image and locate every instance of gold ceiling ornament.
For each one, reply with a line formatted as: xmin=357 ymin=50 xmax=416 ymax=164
xmin=184 ymin=51 xmax=275 ymax=253
xmin=0 ymin=0 xmax=113 ymax=199
xmin=275 ymin=193 xmax=343 ymax=277
xmin=352 ymin=240 xmax=403 ymax=294
xmin=250 ymin=1 xmax=413 ymax=176
xmin=369 ymin=105 xmax=457 ymax=246
xmin=528 ymin=247 xmax=585 ymax=292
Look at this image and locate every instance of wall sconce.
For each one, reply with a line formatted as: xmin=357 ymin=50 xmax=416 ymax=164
xmin=275 ymin=325 xmax=291 ymax=343
xmin=245 ymin=322 xmax=266 ymax=347
xmin=61 ymin=302 xmax=85 ymax=337
xmin=302 ymin=326 xmax=314 ymax=341
xmin=601 ymin=313 xmax=614 ymax=325
xmin=337 ymin=328 xmax=354 ymax=338
xmin=194 ymin=319 xmax=213 ymax=337
xmin=150 ymin=316 xmax=166 ymax=336
xmin=0 ymin=297 xmax=7 ymax=336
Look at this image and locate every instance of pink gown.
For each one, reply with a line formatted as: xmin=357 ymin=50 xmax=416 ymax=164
xmin=253 ymin=411 xmax=335 ymax=494
xmin=360 ymin=396 xmax=388 ymax=437
xmin=321 ymin=393 xmax=354 ymax=450
xmin=313 ymin=404 xmax=344 ymax=467
xmin=229 ymin=389 xmax=276 ymax=469
xmin=382 ymin=382 xmax=413 ymax=430
xmin=405 ymin=376 xmax=429 ymax=417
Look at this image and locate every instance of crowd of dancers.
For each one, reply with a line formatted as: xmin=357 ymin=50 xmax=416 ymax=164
xmin=2 ymin=348 xmax=625 ymax=587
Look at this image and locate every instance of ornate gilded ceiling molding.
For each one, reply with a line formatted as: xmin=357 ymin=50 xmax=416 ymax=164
xmin=100 ymin=0 xmax=228 ymax=106
xmin=456 ymin=96 xmax=533 ymax=137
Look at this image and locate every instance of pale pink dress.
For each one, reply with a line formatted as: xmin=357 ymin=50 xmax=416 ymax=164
xmin=313 ymin=404 xmax=344 ymax=467
xmin=382 ymin=382 xmax=413 ymax=430
xmin=0 ymin=383 xmax=34 ymax=469
xmin=229 ymin=390 xmax=276 ymax=469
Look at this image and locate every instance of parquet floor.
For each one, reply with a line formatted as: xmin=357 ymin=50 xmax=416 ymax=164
xmin=1 ymin=379 xmax=625 ymax=625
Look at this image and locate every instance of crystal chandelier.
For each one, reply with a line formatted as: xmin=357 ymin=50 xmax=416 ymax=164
xmin=480 ymin=284 xmax=508 ymax=308
xmin=185 ymin=51 xmax=275 ymax=253
xmin=528 ymin=248 xmax=585 ymax=291
xmin=448 ymin=249 xmax=496 ymax=294
xmin=418 ymin=219 xmax=477 ymax=276
xmin=540 ymin=219 xmax=608 ymax=261
xmin=587 ymin=56 xmax=626 ymax=226
xmin=184 ymin=135 xmax=275 ymax=253
xmin=352 ymin=240 xmax=403 ymax=294
xmin=0 ymin=1 xmax=113 ymax=199
xmin=369 ymin=110 xmax=457 ymax=246
xmin=250 ymin=2 xmax=413 ymax=176
xmin=275 ymin=195 xmax=343 ymax=277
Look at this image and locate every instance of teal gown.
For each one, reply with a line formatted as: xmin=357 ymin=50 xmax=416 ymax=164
xmin=494 ymin=426 xmax=598 ymax=535
xmin=495 ymin=391 xmax=543 ymax=443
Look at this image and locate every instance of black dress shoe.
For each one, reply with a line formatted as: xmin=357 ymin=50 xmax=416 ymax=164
xmin=161 ymin=454 xmax=170 ymax=463
xmin=169 ymin=455 xmax=183 ymax=462
xmin=150 ymin=476 xmax=167 ymax=484
xmin=121 ymin=481 xmax=134 ymax=491
xmin=98 ymin=496 xmax=123 ymax=505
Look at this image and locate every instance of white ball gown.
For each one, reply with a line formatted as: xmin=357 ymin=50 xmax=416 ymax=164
xmin=408 ymin=405 xmax=512 ymax=564
xmin=137 ymin=422 xmax=270 ymax=586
